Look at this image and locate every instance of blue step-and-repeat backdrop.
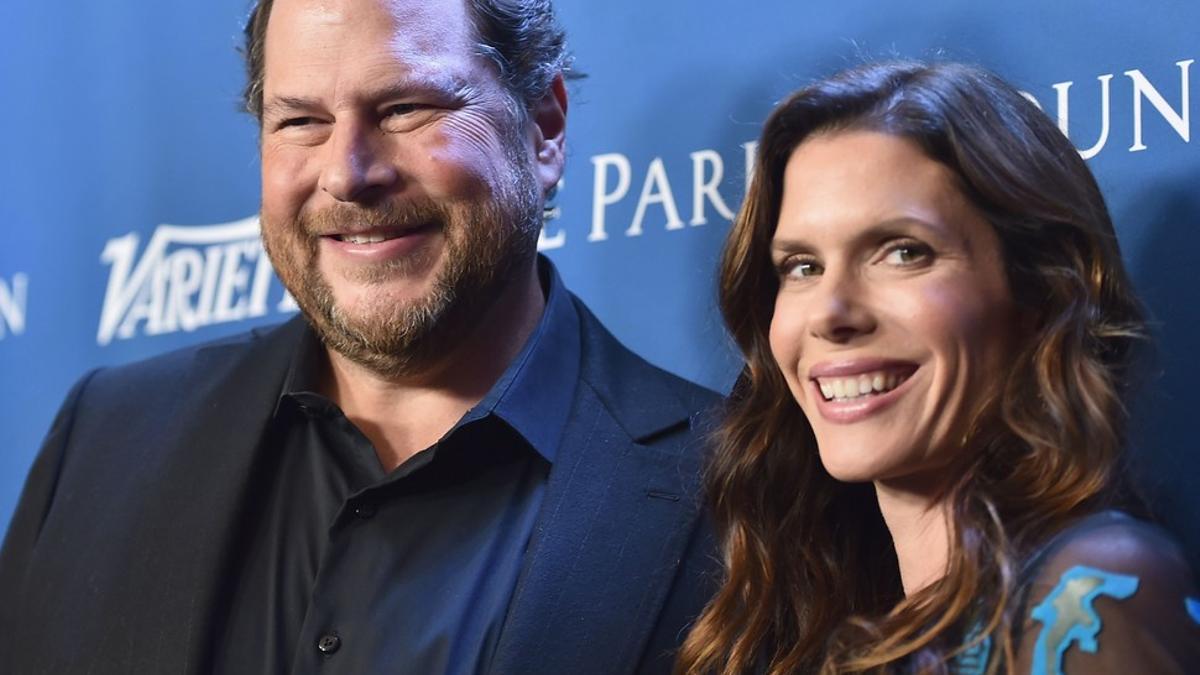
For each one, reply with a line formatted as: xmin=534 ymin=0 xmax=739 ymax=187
xmin=1 ymin=1 xmax=1197 ymax=565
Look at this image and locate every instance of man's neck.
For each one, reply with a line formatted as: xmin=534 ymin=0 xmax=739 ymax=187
xmin=322 ymin=264 xmax=546 ymax=472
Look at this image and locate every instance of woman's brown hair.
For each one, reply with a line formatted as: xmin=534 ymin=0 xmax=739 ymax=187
xmin=676 ymin=61 xmax=1146 ymax=674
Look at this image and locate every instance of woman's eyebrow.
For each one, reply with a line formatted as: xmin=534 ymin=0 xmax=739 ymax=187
xmin=770 ymin=217 xmax=951 ymax=256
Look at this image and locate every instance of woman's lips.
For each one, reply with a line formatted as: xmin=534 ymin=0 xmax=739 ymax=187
xmin=807 ymin=361 xmax=919 ymax=424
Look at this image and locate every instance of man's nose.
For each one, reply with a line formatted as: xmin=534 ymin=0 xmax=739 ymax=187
xmin=807 ymin=272 xmax=877 ymax=344
xmin=318 ymin=122 xmax=399 ymax=203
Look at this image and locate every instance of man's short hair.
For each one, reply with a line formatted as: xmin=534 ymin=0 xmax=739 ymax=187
xmin=241 ymin=0 xmax=571 ymax=121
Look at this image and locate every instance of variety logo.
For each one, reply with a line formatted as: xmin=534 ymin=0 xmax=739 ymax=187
xmin=0 ymin=273 xmax=29 ymax=340
xmin=97 ymin=216 xmax=297 ymax=346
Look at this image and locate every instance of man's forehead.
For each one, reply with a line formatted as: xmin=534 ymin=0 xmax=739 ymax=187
xmin=268 ymin=0 xmax=471 ymax=22
xmin=264 ymin=0 xmax=477 ymax=61
xmin=261 ymin=0 xmax=490 ymax=99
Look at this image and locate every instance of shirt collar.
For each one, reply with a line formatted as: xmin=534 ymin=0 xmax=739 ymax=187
xmin=277 ymin=255 xmax=580 ymax=464
xmin=457 ymin=255 xmax=579 ymax=463
xmin=277 ymin=322 xmax=326 ymax=410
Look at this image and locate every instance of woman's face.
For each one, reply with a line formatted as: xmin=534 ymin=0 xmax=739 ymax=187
xmin=768 ymin=130 xmax=1016 ymax=493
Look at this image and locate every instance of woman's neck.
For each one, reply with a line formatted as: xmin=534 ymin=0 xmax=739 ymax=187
xmin=874 ymin=483 xmax=952 ymax=596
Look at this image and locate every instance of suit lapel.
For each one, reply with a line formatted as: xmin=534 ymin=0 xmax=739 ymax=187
xmin=490 ymin=302 xmax=708 ymax=675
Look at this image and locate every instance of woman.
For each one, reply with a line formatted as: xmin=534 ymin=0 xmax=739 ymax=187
xmin=677 ymin=61 xmax=1200 ymax=674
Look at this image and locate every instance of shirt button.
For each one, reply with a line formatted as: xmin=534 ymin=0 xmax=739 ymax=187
xmin=317 ymin=633 xmax=342 ymax=654
xmin=354 ymin=503 xmax=376 ymax=519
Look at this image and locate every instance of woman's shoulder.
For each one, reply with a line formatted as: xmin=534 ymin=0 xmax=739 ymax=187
xmin=1027 ymin=511 xmax=1191 ymax=582
xmin=1012 ymin=511 xmax=1200 ymax=674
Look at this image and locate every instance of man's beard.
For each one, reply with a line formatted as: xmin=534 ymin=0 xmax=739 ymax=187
xmin=261 ymin=158 xmax=543 ymax=379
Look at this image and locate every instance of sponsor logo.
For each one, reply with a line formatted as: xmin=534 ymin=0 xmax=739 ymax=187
xmin=538 ymin=142 xmax=755 ymax=253
xmin=1024 ymin=58 xmax=1194 ymax=159
xmin=97 ymin=216 xmax=297 ymax=346
xmin=0 ymin=273 xmax=28 ymax=340
xmin=554 ymin=58 xmax=1194 ymax=251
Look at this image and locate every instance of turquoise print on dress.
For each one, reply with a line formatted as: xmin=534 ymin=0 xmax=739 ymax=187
xmin=1029 ymin=565 xmax=1139 ymax=675
xmin=1187 ymin=597 xmax=1200 ymax=625
xmin=952 ymin=629 xmax=992 ymax=675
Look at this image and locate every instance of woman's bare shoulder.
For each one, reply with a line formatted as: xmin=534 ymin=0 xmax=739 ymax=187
xmin=1012 ymin=513 xmax=1200 ymax=675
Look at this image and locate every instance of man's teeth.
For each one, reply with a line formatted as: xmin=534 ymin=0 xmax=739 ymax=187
xmin=817 ymin=371 xmax=907 ymax=402
xmin=339 ymin=231 xmax=398 ymax=244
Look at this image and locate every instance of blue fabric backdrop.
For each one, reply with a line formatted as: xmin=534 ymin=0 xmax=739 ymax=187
xmin=1 ymin=0 xmax=1197 ymax=566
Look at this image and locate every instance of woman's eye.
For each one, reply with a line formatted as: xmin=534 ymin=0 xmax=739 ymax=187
xmin=882 ymin=242 xmax=932 ymax=266
xmin=780 ymin=258 xmax=823 ymax=279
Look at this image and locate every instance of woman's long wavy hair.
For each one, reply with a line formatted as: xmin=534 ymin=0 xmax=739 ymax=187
xmin=676 ymin=61 xmax=1146 ymax=674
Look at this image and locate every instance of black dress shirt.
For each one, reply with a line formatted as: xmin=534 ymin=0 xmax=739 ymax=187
xmin=211 ymin=265 xmax=581 ymax=674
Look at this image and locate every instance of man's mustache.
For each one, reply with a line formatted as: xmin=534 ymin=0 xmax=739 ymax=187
xmin=296 ymin=200 xmax=450 ymax=237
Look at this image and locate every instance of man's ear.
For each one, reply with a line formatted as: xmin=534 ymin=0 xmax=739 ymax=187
xmin=530 ymin=74 xmax=567 ymax=193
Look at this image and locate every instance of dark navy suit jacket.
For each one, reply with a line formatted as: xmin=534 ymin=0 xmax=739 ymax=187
xmin=0 ymin=296 xmax=721 ymax=674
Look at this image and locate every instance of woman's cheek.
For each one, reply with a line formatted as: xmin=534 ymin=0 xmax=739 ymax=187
xmin=769 ymin=299 xmax=805 ymax=386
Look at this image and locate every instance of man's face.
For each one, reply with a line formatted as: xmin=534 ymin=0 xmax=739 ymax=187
xmin=258 ymin=0 xmax=564 ymax=376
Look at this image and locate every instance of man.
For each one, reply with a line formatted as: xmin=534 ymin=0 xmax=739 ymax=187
xmin=0 ymin=0 xmax=719 ymax=673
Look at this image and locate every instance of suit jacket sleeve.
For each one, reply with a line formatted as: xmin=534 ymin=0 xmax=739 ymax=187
xmin=0 ymin=370 xmax=97 ymax=631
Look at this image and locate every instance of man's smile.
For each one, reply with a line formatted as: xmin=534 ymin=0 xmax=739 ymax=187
xmin=323 ymin=222 xmax=437 ymax=244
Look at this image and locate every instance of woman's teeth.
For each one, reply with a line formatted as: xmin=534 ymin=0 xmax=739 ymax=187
xmin=816 ymin=371 xmax=908 ymax=402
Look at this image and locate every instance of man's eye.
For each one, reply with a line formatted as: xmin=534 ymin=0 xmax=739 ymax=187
xmin=277 ymin=116 xmax=318 ymax=130
xmin=383 ymin=103 xmax=423 ymax=117
xmin=882 ymin=242 xmax=932 ymax=266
